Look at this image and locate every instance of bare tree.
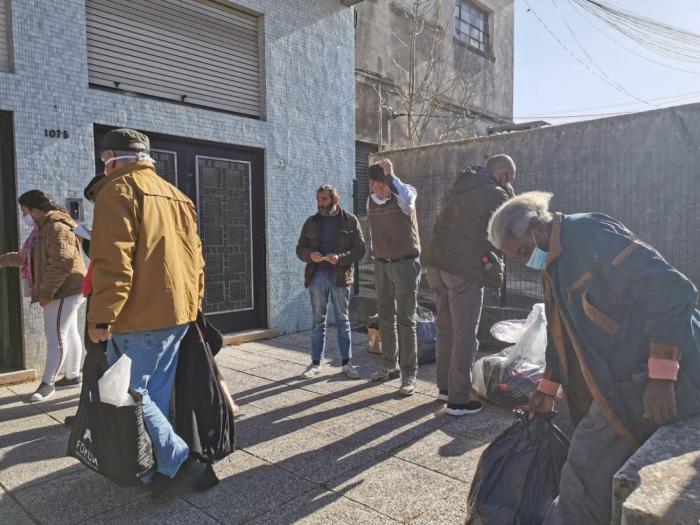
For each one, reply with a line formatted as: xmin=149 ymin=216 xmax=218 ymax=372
xmin=385 ymin=0 xmax=477 ymax=146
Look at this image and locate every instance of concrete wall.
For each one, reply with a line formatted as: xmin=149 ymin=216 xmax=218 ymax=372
xmin=0 ymin=0 xmax=356 ymax=372
xmin=355 ymin=0 xmax=514 ymax=149
xmin=371 ymin=103 xmax=700 ymax=298
xmin=613 ymin=416 xmax=700 ymax=525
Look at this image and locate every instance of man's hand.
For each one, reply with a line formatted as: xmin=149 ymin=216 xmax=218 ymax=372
xmin=88 ymin=323 xmax=112 ymax=343
xmin=326 ymin=254 xmax=339 ymax=265
xmin=379 ymin=159 xmax=394 ymax=177
xmin=643 ymin=378 xmax=677 ymax=425
xmin=39 ymin=298 xmax=51 ymax=307
xmin=528 ymin=391 xmax=555 ymax=419
xmin=310 ymin=252 xmax=324 ymax=263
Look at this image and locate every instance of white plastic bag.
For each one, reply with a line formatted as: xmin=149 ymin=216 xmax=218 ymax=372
xmin=98 ymin=354 xmax=135 ymax=407
xmin=473 ymin=303 xmax=547 ymax=408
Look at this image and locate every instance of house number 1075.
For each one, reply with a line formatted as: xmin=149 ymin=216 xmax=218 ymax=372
xmin=44 ymin=129 xmax=69 ymax=139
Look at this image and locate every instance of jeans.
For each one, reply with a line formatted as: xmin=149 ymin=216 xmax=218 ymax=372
xmin=374 ymin=258 xmax=421 ymax=375
xmin=107 ymin=325 xmax=189 ymax=479
xmin=309 ymin=271 xmax=352 ymax=362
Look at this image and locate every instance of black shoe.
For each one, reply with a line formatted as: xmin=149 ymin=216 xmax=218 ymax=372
xmin=64 ymin=415 xmax=76 ymax=427
xmin=30 ymin=382 xmax=55 ymax=402
xmin=446 ymin=400 xmax=483 ymax=416
xmin=150 ymin=457 xmax=208 ymax=502
xmin=194 ymin=464 xmax=219 ymax=492
xmin=55 ymin=376 xmax=81 ymax=388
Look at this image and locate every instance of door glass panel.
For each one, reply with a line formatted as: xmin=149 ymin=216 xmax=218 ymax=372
xmin=151 ymin=149 xmax=177 ymax=186
xmin=197 ymin=156 xmax=253 ymax=313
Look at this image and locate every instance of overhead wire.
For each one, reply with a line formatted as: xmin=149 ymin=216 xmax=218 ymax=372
xmin=549 ymin=0 xmax=654 ymax=105
xmin=567 ymin=0 xmax=700 ymax=75
xmin=523 ymin=0 xmax=655 ymax=107
xmin=516 ymin=89 xmax=700 ymax=117
xmin=571 ymin=0 xmax=700 ymax=63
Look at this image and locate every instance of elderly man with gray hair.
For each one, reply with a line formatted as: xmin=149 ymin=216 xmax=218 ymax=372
xmin=487 ymin=191 xmax=700 ymax=525
xmin=423 ymin=154 xmax=515 ymax=416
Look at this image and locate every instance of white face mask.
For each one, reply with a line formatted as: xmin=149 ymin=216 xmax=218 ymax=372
xmin=101 ymin=152 xmax=156 ymax=168
xmin=21 ymin=213 xmax=36 ymax=228
xmin=371 ymin=193 xmax=390 ymax=205
xmin=526 ymin=229 xmax=549 ymax=271
xmin=103 ymin=155 xmax=139 ymax=166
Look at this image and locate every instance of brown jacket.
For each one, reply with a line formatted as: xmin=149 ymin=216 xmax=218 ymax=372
xmin=87 ymin=161 xmax=205 ymax=333
xmin=0 ymin=210 xmax=86 ymax=302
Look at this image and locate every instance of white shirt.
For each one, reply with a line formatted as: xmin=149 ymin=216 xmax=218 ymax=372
xmin=366 ymin=175 xmax=417 ymax=216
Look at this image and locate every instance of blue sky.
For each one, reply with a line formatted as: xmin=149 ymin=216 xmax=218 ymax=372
xmin=513 ymin=0 xmax=700 ymax=123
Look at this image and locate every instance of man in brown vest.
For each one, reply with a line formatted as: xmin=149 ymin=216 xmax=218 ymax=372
xmin=367 ymin=159 xmax=421 ymax=396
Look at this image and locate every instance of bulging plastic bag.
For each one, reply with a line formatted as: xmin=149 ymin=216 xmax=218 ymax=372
xmin=466 ymin=411 xmax=570 ymax=525
xmin=97 ymin=354 xmax=134 ymax=407
xmin=473 ymin=303 xmax=547 ymax=409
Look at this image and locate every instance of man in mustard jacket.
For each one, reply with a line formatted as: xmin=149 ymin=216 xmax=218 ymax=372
xmin=87 ymin=128 xmax=206 ymax=501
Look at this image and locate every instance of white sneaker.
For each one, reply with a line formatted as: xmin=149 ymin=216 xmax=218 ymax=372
xmin=30 ymin=382 xmax=55 ymax=402
xmin=341 ymin=364 xmax=361 ymax=380
xmin=301 ymin=364 xmax=321 ymax=379
xmin=399 ymin=375 xmax=416 ymax=396
xmin=446 ymin=400 xmax=483 ymax=416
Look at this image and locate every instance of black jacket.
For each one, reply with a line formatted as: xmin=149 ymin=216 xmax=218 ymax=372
xmin=174 ymin=314 xmax=235 ymax=463
xmin=296 ymin=207 xmax=366 ymax=288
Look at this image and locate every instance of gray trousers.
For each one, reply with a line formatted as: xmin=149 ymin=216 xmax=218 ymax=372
xmin=426 ymin=267 xmax=483 ymax=405
xmin=374 ymin=258 xmax=421 ymax=375
xmin=544 ymin=402 xmax=634 ymax=525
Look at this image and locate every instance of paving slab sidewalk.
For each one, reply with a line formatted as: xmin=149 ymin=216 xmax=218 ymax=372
xmin=0 ymin=331 xmax=513 ymax=524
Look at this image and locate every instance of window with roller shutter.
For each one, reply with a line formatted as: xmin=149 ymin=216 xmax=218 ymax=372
xmin=85 ymin=0 xmax=263 ymax=118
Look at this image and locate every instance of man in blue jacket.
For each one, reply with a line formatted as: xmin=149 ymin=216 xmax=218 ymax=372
xmin=487 ymin=191 xmax=700 ymax=525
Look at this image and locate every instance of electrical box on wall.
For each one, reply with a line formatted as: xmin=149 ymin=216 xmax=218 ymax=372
xmin=66 ymin=198 xmax=83 ymax=221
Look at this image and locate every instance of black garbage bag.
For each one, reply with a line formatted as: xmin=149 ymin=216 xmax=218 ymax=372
xmin=466 ymin=411 xmax=569 ymax=525
xmin=67 ymin=343 xmax=154 ymax=486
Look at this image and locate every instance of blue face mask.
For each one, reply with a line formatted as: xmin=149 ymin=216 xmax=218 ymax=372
xmin=526 ymin=230 xmax=549 ymax=271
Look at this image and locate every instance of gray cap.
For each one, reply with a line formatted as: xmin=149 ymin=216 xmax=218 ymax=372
xmin=102 ymin=128 xmax=150 ymax=153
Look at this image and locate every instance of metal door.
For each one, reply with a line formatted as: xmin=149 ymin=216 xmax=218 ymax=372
xmin=94 ymin=126 xmax=267 ymax=333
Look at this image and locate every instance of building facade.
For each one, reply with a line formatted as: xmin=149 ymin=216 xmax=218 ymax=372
xmin=0 ymin=0 xmax=358 ymax=375
xmin=355 ymin=0 xmax=514 ymax=148
xmin=353 ymin=0 xmax=514 ymax=203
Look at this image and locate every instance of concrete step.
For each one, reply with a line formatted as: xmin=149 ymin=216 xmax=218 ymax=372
xmin=222 ymin=328 xmax=280 ymax=346
xmin=0 ymin=369 xmax=37 ymax=386
xmin=613 ymin=415 xmax=700 ymax=524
